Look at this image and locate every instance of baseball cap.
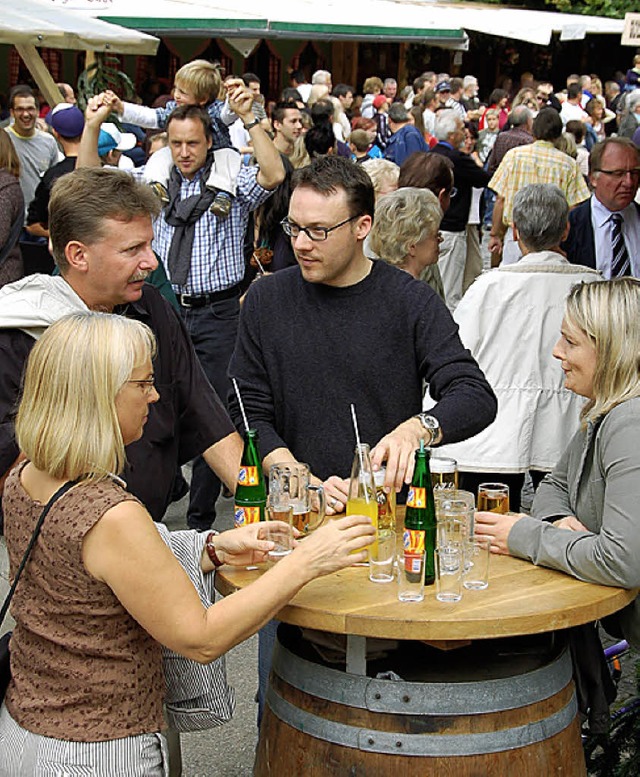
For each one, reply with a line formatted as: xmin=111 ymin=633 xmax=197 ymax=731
xmin=435 ymin=80 xmax=452 ymax=93
xmin=45 ymin=103 xmax=84 ymax=138
xmin=372 ymin=94 xmax=388 ymax=110
xmin=97 ymin=122 xmax=137 ymax=157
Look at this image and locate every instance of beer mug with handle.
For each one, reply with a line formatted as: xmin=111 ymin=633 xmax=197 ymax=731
xmin=269 ymin=462 xmax=326 ymax=534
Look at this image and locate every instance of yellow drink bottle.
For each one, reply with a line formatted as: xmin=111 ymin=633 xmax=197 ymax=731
xmin=346 ymin=443 xmax=378 ymax=553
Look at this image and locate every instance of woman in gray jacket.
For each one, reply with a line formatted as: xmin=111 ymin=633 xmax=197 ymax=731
xmin=476 ymin=278 xmax=640 ymax=647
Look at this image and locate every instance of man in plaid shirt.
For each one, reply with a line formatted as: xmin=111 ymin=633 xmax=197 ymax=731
xmin=152 ymin=84 xmax=284 ymax=531
xmin=487 ymin=108 xmax=589 ymax=266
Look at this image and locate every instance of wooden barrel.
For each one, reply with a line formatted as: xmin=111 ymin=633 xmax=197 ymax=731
xmin=255 ymin=627 xmax=585 ymax=776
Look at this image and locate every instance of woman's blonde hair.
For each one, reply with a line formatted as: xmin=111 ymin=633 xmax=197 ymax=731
xmin=16 ymin=312 xmax=156 ymax=482
xmin=564 ymin=278 xmax=640 ymax=426
xmin=369 ymin=187 xmax=443 ymax=266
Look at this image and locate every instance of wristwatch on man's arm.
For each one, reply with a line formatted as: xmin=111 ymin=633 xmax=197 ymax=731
xmin=414 ymin=413 xmax=442 ymax=446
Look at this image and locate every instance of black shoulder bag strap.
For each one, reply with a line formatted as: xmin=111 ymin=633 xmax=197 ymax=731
xmin=0 ymin=479 xmax=77 ymax=626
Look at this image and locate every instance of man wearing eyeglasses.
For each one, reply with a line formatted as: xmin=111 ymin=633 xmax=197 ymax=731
xmin=228 ymin=155 xmax=497 ymax=512
xmin=562 ymin=138 xmax=640 ymax=278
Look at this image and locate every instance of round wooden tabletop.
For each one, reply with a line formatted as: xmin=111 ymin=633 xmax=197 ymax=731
xmin=215 ymin=554 xmax=637 ymax=642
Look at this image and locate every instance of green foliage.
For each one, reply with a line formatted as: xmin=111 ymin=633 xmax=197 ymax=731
xmin=76 ymin=54 xmax=136 ymax=114
xmin=478 ymin=0 xmax=633 ymax=19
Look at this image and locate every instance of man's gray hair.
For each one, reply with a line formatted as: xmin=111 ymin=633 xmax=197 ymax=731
xmin=627 ymin=90 xmax=640 ymax=112
xmin=434 ymin=109 xmax=460 ymax=141
xmin=512 ymin=183 xmax=569 ymax=252
xmin=509 ymin=105 xmax=533 ymax=127
xmin=463 ymin=75 xmax=478 ymax=88
xmin=384 ymin=78 xmax=397 ymax=88
xmin=389 ymin=103 xmax=410 ymax=124
xmin=312 ymin=70 xmax=331 ymax=85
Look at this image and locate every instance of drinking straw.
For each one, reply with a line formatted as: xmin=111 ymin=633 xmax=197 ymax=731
xmin=350 ymin=403 xmax=362 ymax=450
xmin=253 ymin=253 xmax=266 ymax=275
xmin=232 ymin=378 xmax=250 ymax=433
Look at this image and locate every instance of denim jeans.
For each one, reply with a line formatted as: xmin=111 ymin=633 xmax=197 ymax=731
xmin=179 ymin=294 xmax=240 ymax=530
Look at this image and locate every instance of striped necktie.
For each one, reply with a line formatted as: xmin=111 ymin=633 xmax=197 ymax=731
xmin=610 ymin=213 xmax=630 ymax=278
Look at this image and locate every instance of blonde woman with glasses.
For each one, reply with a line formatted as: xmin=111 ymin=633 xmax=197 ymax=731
xmin=0 ymin=312 xmax=373 ymax=776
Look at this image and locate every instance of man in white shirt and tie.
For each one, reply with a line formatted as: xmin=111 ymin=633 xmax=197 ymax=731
xmin=563 ymin=137 xmax=640 ymax=278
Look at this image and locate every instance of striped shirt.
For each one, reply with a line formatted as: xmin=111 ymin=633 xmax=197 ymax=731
xmin=153 ymin=166 xmax=273 ymax=296
xmin=489 ymin=140 xmax=590 ymax=227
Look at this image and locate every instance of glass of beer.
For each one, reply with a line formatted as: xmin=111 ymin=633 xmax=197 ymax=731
xmin=269 ymin=463 xmax=325 ymax=534
xmin=430 ymin=456 xmax=458 ymax=492
xmin=477 ymin=483 xmax=510 ymax=514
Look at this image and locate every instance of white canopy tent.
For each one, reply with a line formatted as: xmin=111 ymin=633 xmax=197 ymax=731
xmin=1 ymin=0 xmax=159 ymax=107
xmin=60 ymin=0 xmax=624 ymax=48
xmin=0 ymin=0 xmax=159 ymax=54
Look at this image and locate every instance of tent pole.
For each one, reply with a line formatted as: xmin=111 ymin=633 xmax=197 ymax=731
xmin=14 ymin=43 xmax=63 ymax=108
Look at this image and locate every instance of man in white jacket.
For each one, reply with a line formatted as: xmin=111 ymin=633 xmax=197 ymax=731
xmin=435 ymin=183 xmax=601 ymax=509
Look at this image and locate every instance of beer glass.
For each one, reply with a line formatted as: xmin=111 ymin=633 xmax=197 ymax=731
xmin=269 ymin=462 xmax=325 ymax=534
xmin=477 ymin=483 xmax=510 ymax=514
xmin=430 ymin=456 xmax=458 ymax=492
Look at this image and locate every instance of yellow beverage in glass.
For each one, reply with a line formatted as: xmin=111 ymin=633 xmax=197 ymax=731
xmin=347 ymin=496 xmax=379 ymax=553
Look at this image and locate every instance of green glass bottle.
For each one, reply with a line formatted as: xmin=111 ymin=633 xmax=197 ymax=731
xmin=234 ymin=429 xmax=266 ymax=527
xmin=402 ymin=440 xmax=437 ymax=584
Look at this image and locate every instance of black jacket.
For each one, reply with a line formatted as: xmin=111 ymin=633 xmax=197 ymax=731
xmin=431 ymin=143 xmax=491 ymax=232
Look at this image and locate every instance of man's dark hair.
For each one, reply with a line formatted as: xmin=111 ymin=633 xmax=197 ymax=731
xmin=589 ymin=137 xmax=640 ymax=177
xmin=310 ymin=99 xmax=333 ymax=126
xmin=449 ymin=77 xmax=464 ymax=94
xmin=291 ymin=155 xmax=375 ymax=219
xmin=567 ymin=83 xmax=582 ymax=101
xmin=398 ymin=151 xmax=454 ymax=194
xmin=565 ymin=120 xmax=585 ymax=144
xmin=10 ymin=85 xmax=37 ymax=110
xmin=413 ymin=75 xmax=429 ymax=93
xmin=332 ymin=84 xmax=354 ymax=99
xmin=282 ymin=87 xmax=303 ymax=103
xmin=304 ymin=123 xmax=335 ymax=157
xmin=242 ymin=72 xmax=260 ymax=87
xmin=532 ymin=107 xmax=563 ymax=141
xmin=166 ymin=104 xmax=212 ymax=140
xmin=290 ymin=69 xmax=307 ymax=84
xmin=272 ymin=101 xmax=301 ymax=126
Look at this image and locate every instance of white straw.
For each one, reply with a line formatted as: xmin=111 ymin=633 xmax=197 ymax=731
xmin=233 ymin=378 xmax=250 ymax=433
xmin=350 ymin=403 xmax=362 ymax=449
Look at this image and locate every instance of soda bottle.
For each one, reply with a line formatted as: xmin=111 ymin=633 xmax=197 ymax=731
xmin=346 ymin=443 xmax=378 ymax=550
xmin=403 ymin=440 xmax=437 ymax=584
xmin=373 ymin=466 xmax=396 ymax=532
xmin=234 ymin=428 xmax=266 ymax=528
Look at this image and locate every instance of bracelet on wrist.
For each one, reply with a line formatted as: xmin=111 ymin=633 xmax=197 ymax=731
xmin=205 ymin=531 xmax=224 ymax=568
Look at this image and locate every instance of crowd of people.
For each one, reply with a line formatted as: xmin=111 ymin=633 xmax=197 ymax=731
xmin=0 ymin=54 xmax=638 ymax=774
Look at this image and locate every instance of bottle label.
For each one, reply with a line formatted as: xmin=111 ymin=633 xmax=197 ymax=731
xmin=403 ymin=528 xmax=425 ymax=554
xmin=407 ymin=487 xmax=426 ymax=508
xmin=234 ymin=505 xmax=261 ymax=527
xmin=237 ymin=466 xmax=260 ymax=487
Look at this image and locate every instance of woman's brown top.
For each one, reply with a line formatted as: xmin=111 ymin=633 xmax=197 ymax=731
xmin=3 ymin=464 xmax=164 ymax=741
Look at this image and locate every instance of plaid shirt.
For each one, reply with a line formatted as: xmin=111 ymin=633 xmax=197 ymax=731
xmin=153 ymin=166 xmax=272 ymax=295
xmin=489 ymin=140 xmax=590 ymax=227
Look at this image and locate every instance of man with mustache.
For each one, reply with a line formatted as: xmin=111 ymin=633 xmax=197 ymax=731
xmin=0 ymin=167 xmax=243 ymax=530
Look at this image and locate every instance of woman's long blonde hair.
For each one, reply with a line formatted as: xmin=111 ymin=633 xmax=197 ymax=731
xmin=16 ymin=312 xmax=156 ymax=482
xmin=564 ymin=278 xmax=640 ymax=426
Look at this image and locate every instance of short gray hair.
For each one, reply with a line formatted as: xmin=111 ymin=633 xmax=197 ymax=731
xmin=384 ymin=78 xmax=397 ymax=88
xmin=434 ymin=109 xmax=461 ymax=141
xmin=512 ymin=184 xmax=569 ymax=251
xmin=312 ymin=69 xmax=332 ymax=85
xmin=463 ymin=75 xmax=478 ymax=88
xmin=509 ymin=105 xmax=533 ymax=126
xmin=627 ymin=90 xmax=640 ymax=112
xmin=369 ymin=187 xmax=443 ymax=265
